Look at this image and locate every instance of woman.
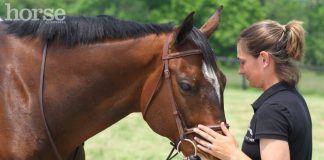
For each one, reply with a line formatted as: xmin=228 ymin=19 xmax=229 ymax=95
xmin=193 ymin=20 xmax=312 ymax=160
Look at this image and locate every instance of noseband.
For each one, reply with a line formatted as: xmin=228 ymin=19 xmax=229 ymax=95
xmin=142 ymin=35 xmax=229 ymax=159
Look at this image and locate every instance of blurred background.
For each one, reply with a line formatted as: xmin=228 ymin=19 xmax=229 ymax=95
xmin=1 ymin=0 xmax=323 ymax=159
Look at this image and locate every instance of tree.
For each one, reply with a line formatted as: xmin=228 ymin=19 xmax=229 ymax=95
xmin=1 ymin=0 xmax=322 ymax=66
xmin=304 ymin=2 xmax=324 ymax=65
xmin=264 ymin=0 xmax=324 ymax=66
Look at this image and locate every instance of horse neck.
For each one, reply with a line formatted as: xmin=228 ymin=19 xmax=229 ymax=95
xmin=45 ymin=34 xmax=168 ymax=148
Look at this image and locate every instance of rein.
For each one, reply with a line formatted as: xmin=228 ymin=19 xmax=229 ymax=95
xmin=39 ymin=43 xmax=82 ymax=160
xmin=39 ymin=43 xmax=63 ymax=160
xmin=143 ymin=35 xmax=229 ymax=159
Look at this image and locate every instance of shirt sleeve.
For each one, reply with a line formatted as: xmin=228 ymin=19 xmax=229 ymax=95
xmin=254 ymin=103 xmax=292 ymax=141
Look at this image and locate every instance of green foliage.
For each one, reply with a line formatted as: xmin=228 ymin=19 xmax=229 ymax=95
xmin=0 ymin=0 xmax=323 ymax=66
xmin=211 ymin=0 xmax=266 ymax=57
xmin=264 ymin=0 xmax=324 ymax=66
xmin=304 ymin=3 xmax=324 ymax=65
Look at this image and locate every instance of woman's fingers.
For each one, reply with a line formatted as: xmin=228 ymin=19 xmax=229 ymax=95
xmin=193 ymin=126 xmax=216 ymax=142
xmin=194 ymin=136 xmax=214 ymax=154
xmin=194 ymin=136 xmax=211 ymax=148
xmin=196 ymin=124 xmax=220 ymax=139
xmin=220 ymin=122 xmax=230 ymax=136
xmin=197 ymin=144 xmax=213 ymax=155
xmin=193 ymin=123 xmax=238 ymax=160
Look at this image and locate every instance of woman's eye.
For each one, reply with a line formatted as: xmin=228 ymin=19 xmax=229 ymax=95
xmin=179 ymin=82 xmax=192 ymax=92
xmin=237 ymin=59 xmax=245 ymax=65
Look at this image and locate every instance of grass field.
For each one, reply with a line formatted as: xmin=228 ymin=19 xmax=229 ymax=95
xmin=84 ymin=87 xmax=324 ymax=160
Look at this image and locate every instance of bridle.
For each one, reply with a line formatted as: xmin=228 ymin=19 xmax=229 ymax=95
xmin=39 ymin=34 xmax=229 ymax=160
xmin=142 ymin=34 xmax=229 ymax=159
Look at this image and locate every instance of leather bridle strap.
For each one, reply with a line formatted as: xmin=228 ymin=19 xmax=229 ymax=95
xmin=161 ymin=35 xmax=230 ymax=138
xmin=141 ymin=34 xmax=230 ymax=159
xmin=163 ymin=56 xmax=185 ymax=139
xmin=162 ymin=49 xmax=202 ymax=60
xmin=143 ymin=35 xmax=229 ymax=138
xmin=39 ymin=43 xmax=63 ymax=160
xmin=161 ymin=35 xmax=201 ymax=139
xmin=142 ymin=36 xmax=201 ymax=120
xmin=184 ymin=124 xmax=230 ymax=135
xmin=142 ymin=66 xmax=164 ymax=119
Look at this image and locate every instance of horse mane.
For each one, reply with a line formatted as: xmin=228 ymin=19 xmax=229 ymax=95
xmin=3 ymin=15 xmax=217 ymax=71
xmin=3 ymin=15 xmax=174 ymax=47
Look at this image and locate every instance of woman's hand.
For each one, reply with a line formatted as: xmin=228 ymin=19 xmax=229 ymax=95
xmin=193 ymin=122 xmax=244 ymax=160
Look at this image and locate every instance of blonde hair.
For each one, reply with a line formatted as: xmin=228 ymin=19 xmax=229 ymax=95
xmin=238 ymin=20 xmax=305 ymax=86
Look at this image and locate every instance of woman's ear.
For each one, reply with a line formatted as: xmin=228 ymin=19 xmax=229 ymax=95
xmin=259 ymin=51 xmax=271 ymax=67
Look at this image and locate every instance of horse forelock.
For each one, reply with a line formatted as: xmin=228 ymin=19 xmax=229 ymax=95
xmin=189 ymin=28 xmax=221 ymax=102
xmin=3 ymin=15 xmax=174 ymax=47
xmin=189 ymin=27 xmax=218 ymax=71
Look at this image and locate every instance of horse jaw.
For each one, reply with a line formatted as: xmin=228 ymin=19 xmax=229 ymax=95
xmin=199 ymin=5 xmax=223 ymax=38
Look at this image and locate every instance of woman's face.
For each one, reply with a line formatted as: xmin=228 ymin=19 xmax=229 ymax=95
xmin=237 ymin=42 xmax=264 ymax=89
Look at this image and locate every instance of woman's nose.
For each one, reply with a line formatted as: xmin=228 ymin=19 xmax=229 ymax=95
xmin=239 ymin=66 xmax=244 ymax=75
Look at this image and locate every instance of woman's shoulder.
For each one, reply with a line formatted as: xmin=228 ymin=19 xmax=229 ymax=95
xmin=265 ymin=87 xmax=305 ymax=108
xmin=258 ymin=88 xmax=309 ymax=124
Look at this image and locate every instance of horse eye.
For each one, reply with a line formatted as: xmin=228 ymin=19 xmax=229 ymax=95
xmin=179 ymin=82 xmax=193 ymax=93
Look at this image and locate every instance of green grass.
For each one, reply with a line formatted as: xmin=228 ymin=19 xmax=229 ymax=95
xmin=299 ymin=69 xmax=324 ymax=96
xmin=85 ymin=88 xmax=324 ymax=160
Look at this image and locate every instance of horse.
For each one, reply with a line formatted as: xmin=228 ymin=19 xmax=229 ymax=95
xmin=0 ymin=6 xmax=227 ymax=160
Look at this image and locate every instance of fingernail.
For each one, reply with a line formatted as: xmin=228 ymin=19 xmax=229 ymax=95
xmin=193 ymin=128 xmax=198 ymax=132
xmin=221 ymin=122 xmax=225 ymax=126
xmin=198 ymin=124 xmax=202 ymax=128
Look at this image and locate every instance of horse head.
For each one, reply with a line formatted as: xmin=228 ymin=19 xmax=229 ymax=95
xmin=140 ymin=6 xmax=227 ymax=160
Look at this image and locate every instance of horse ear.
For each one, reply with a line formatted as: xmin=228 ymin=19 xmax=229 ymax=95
xmin=172 ymin=12 xmax=194 ymax=46
xmin=199 ymin=5 xmax=223 ymax=39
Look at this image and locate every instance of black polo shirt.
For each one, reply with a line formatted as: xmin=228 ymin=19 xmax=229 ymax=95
xmin=241 ymin=81 xmax=312 ymax=160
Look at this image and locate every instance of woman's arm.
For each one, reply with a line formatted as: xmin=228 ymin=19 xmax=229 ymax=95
xmin=260 ymin=139 xmax=290 ymax=160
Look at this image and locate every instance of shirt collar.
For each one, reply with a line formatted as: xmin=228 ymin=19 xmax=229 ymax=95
xmin=251 ymin=81 xmax=291 ymax=112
